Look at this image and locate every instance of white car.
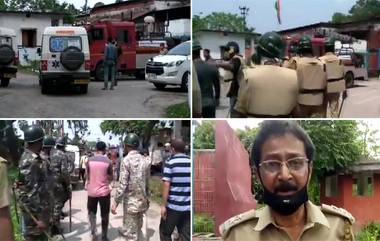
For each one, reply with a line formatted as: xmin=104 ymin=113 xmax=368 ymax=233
xmin=146 ymin=40 xmax=190 ymax=91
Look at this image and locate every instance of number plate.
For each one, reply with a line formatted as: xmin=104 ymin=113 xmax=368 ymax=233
xmin=74 ymin=79 xmax=89 ymax=84
xmin=3 ymin=73 xmax=15 ymax=78
xmin=148 ymin=73 xmax=156 ymax=79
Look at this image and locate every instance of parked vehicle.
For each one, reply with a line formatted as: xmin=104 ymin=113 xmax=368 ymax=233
xmin=337 ymin=46 xmax=368 ymax=88
xmin=146 ymin=40 xmax=190 ymax=90
xmin=86 ymin=21 xmax=165 ymax=81
xmin=0 ymin=27 xmax=18 ymax=87
xmin=66 ymin=144 xmax=81 ymax=188
xmin=37 ymin=26 xmax=91 ymax=94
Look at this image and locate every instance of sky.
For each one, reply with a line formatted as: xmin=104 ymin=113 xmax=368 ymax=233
xmin=192 ymin=0 xmax=357 ymax=34
xmin=61 ymin=0 xmax=114 ymax=10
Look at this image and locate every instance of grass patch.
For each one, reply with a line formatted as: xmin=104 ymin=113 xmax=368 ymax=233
xmin=357 ymin=223 xmax=380 ymax=241
xmin=165 ymin=101 xmax=190 ymax=118
xmin=194 ymin=214 xmax=215 ymax=233
xmin=149 ymin=176 xmax=163 ymax=205
xmin=17 ymin=61 xmax=39 ymax=76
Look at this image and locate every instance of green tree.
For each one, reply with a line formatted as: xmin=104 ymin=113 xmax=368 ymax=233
xmin=100 ymin=120 xmax=159 ymax=148
xmin=67 ymin=120 xmax=89 ymax=145
xmin=193 ymin=121 xmax=215 ymax=149
xmin=332 ymin=0 xmax=380 ymax=23
xmin=192 ymin=12 xmax=255 ymax=34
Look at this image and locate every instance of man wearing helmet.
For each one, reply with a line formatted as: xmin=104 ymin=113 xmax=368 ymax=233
xmin=215 ymin=41 xmax=245 ymax=117
xmin=234 ymin=31 xmax=299 ymax=118
xmin=193 ymin=39 xmax=220 ymax=118
xmin=50 ymin=136 xmax=71 ymax=235
xmin=111 ymin=133 xmax=151 ymax=241
xmin=319 ymin=38 xmax=346 ymax=118
xmin=17 ymin=125 xmax=51 ymax=241
xmin=288 ymin=35 xmax=327 ymax=118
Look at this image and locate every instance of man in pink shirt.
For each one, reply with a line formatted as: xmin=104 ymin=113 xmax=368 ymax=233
xmin=86 ymin=141 xmax=113 ymax=241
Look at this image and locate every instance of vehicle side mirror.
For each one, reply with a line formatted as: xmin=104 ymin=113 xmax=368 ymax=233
xmin=37 ymin=47 xmax=41 ymax=55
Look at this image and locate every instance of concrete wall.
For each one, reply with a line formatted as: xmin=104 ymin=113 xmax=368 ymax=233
xmin=196 ymin=31 xmax=253 ymax=60
xmin=321 ymin=173 xmax=380 ymax=228
xmin=194 ymin=150 xmax=216 ymax=215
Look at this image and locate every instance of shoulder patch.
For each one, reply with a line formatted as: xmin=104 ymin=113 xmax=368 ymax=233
xmin=321 ymin=204 xmax=355 ymax=224
xmin=219 ymin=209 xmax=257 ymax=238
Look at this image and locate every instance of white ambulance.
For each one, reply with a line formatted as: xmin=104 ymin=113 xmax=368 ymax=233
xmin=38 ymin=26 xmax=90 ymax=94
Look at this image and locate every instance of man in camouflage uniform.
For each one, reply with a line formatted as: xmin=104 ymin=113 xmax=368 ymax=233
xmin=220 ymin=121 xmax=355 ymax=241
xmin=17 ymin=125 xmax=51 ymax=241
xmin=50 ymin=137 xmax=71 ymax=235
xmin=111 ymin=133 xmax=151 ymax=241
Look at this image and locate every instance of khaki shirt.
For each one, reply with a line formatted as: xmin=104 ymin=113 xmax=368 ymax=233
xmin=220 ymin=201 xmax=355 ymax=241
xmin=234 ymin=65 xmax=298 ymax=117
xmin=0 ymin=157 xmax=9 ymax=208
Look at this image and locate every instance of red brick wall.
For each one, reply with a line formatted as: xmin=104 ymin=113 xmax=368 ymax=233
xmin=194 ymin=150 xmax=215 ymax=215
xmin=321 ymin=174 xmax=380 ymax=227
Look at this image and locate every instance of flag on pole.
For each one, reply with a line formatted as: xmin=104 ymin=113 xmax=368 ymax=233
xmin=275 ymin=0 xmax=282 ymax=24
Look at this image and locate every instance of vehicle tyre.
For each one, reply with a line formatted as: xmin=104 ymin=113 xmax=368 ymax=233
xmin=41 ymin=79 xmax=50 ymax=94
xmin=181 ymin=71 xmax=189 ymax=91
xmin=345 ymin=72 xmax=354 ymax=88
xmin=154 ymin=83 xmax=166 ymax=90
xmin=60 ymin=46 xmax=84 ymax=71
xmin=95 ymin=63 xmax=104 ymax=81
xmin=0 ymin=78 xmax=10 ymax=87
xmin=79 ymin=84 xmax=88 ymax=94
xmin=0 ymin=45 xmax=15 ymax=65
xmin=135 ymin=70 xmax=145 ymax=80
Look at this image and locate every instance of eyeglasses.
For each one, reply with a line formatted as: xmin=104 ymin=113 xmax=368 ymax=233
xmin=259 ymin=157 xmax=310 ymax=174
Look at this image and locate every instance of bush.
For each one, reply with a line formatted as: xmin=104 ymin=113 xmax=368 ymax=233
xmin=357 ymin=223 xmax=380 ymax=241
xmin=165 ymin=102 xmax=190 ymax=118
xmin=194 ymin=214 xmax=215 ymax=233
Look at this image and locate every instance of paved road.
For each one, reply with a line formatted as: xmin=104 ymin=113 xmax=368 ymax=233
xmin=0 ymin=71 xmax=188 ymax=118
xmin=58 ymin=187 xmax=161 ymax=241
xmin=216 ymin=78 xmax=380 ymax=118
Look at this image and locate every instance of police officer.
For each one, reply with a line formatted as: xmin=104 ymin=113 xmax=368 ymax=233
xmin=220 ymin=120 xmax=355 ymax=241
xmin=41 ymin=136 xmax=55 ymax=160
xmin=0 ymin=122 xmax=18 ymax=241
xmin=319 ymin=38 xmax=346 ymax=118
xmin=289 ymin=36 xmax=327 ymax=117
xmin=50 ymin=137 xmax=71 ymax=235
xmin=18 ymin=125 xmax=51 ymax=241
xmin=215 ymin=41 xmax=245 ymax=117
xmin=234 ymin=31 xmax=299 ymax=118
xmin=111 ymin=133 xmax=151 ymax=241
xmin=193 ymin=40 xmax=220 ymax=118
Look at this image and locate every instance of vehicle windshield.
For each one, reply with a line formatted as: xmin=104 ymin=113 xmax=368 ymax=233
xmin=50 ymin=36 xmax=82 ymax=52
xmin=0 ymin=36 xmax=12 ymax=46
xmin=167 ymin=41 xmax=190 ymax=56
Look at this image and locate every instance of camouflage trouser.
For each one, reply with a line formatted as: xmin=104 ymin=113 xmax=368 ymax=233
xmin=327 ymin=93 xmax=340 ymax=118
xmin=22 ymin=212 xmax=48 ymax=241
xmin=121 ymin=212 xmax=144 ymax=241
xmin=53 ymin=184 xmax=70 ymax=224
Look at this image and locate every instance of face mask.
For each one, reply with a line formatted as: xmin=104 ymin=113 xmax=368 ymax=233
xmin=262 ymin=183 xmax=308 ymax=216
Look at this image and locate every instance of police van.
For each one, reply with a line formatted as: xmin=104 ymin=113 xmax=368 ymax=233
xmin=0 ymin=27 xmax=18 ymax=87
xmin=38 ymin=26 xmax=90 ymax=94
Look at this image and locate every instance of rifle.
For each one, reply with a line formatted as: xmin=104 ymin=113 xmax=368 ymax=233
xmin=11 ymin=187 xmax=19 ymax=224
xmin=338 ymin=90 xmax=348 ymax=117
xmin=16 ymin=199 xmax=55 ymax=241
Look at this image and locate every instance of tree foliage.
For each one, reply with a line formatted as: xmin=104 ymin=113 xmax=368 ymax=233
xmin=193 ymin=121 xmax=215 ymax=149
xmin=100 ymin=120 xmax=159 ymax=148
xmin=332 ymin=0 xmax=380 ymax=23
xmin=67 ymin=120 xmax=89 ymax=145
xmin=2 ymin=0 xmax=79 ymax=23
xmin=193 ymin=12 xmax=255 ymax=34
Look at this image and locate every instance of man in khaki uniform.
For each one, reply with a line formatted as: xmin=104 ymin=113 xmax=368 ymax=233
xmin=0 ymin=157 xmax=14 ymax=241
xmin=319 ymin=38 xmax=346 ymax=118
xmin=288 ymin=36 xmax=327 ymax=118
xmin=234 ymin=32 xmax=299 ymax=118
xmin=220 ymin=120 xmax=355 ymax=241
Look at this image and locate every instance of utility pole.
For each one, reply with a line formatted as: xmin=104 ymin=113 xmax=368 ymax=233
xmin=239 ymin=6 xmax=249 ymax=28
